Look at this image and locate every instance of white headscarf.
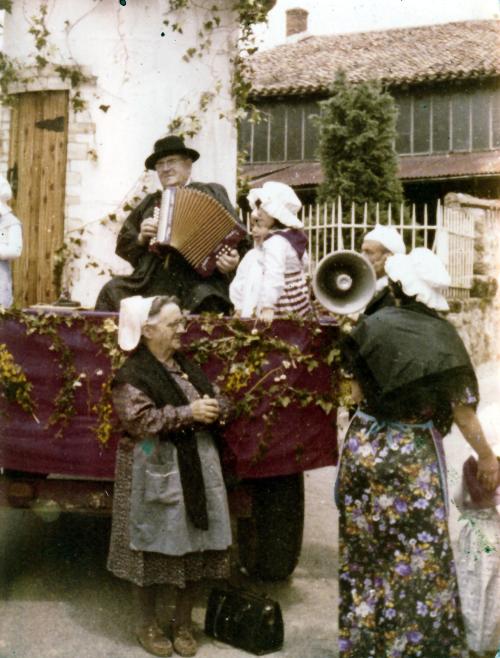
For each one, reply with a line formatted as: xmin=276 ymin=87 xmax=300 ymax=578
xmin=247 ymin=182 xmax=303 ymax=228
xmin=385 ymin=247 xmax=451 ymax=311
xmin=117 ymin=295 xmax=157 ymax=351
xmin=363 ymin=225 xmax=406 ymax=255
xmin=0 ymin=176 xmax=12 ymax=216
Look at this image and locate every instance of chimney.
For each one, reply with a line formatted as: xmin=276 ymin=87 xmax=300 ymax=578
xmin=286 ymin=8 xmax=308 ymax=38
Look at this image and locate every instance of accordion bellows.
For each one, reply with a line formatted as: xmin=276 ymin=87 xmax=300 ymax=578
xmin=154 ymin=186 xmax=247 ymax=277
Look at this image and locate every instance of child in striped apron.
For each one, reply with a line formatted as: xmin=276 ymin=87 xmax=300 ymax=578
xmin=231 ymin=181 xmax=312 ymax=321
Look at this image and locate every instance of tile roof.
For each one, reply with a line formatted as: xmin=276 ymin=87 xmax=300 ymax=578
xmin=242 ymin=150 xmax=500 ymax=186
xmin=249 ymin=20 xmax=500 ymax=97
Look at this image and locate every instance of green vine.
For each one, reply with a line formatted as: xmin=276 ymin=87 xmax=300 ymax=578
xmin=17 ymin=310 xmax=81 ymax=437
xmin=0 ymin=309 xmax=345 ymax=454
xmin=0 ymin=342 xmax=37 ymax=419
xmin=185 ymin=314 xmax=342 ymax=422
xmin=0 ymin=309 xmax=122 ymax=442
xmin=163 ymin=0 xmax=273 ymax=139
xmin=0 ymin=1 xmax=91 ymax=112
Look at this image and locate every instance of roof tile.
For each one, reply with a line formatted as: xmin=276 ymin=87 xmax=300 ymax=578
xmin=249 ymin=20 xmax=500 ymax=97
xmin=242 ymin=151 xmax=500 ymax=185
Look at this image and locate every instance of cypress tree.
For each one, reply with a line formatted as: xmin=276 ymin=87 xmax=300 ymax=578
xmin=317 ymin=70 xmax=403 ymax=212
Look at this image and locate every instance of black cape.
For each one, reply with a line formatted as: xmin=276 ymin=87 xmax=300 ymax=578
xmin=113 ymin=343 xmax=217 ymax=530
xmin=342 ymin=302 xmax=478 ymax=434
xmin=96 ymin=182 xmax=247 ymax=313
xmin=363 ymin=285 xmax=395 ymax=316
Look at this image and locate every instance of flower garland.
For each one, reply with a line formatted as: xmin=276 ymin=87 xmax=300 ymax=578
xmin=0 ymin=309 xmax=346 ymax=449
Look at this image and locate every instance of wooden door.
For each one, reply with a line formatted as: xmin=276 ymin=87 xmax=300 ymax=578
xmin=8 ymin=91 xmax=69 ymax=306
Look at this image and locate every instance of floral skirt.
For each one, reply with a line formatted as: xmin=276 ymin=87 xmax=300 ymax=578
xmin=336 ymin=411 xmax=467 ymax=658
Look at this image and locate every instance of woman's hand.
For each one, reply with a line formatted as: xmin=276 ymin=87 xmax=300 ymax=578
xmin=350 ymin=379 xmax=364 ymax=404
xmin=453 ymin=403 xmax=499 ymax=491
xmin=477 ymin=452 xmax=499 ymax=491
xmin=190 ymin=397 xmax=220 ymax=424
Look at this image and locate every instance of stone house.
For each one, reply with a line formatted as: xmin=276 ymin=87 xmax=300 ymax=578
xmin=240 ymin=17 xmax=500 ymax=207
xmin=0 ymin=1 xmax=270 ymax=308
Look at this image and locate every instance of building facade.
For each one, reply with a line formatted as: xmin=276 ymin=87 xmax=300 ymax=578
xmin=1 ymin=1 xmax=244 ymax=307
xmin=240 ymin=19 xmax=500 ymax=206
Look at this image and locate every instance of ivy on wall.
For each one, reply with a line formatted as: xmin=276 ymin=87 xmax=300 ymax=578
xmin=161 ymin=0 xmax=273 ymax=136
xmin=0 ymin=1 xmax=274 ymax=297
xmin=0 ymin=2 xmax=91 ymax=111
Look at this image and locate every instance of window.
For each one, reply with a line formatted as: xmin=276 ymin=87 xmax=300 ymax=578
xmin=238 ymin=118 xmax=252 ymax=161
xmin=239 ymin=84 xmax=499 ymax=163
xmin=471 ymin=91 xmax=491 ymax=150
xmin=303 ymin=101 xmax=320 ymax=160
xmin=451 ymin=93 xmax=470 ymax=151
xmin=395 ymin=97 xmax=411 ymax=154
xmin=270 ymin=105 xmax=286 ymax=161
xmin=413 ymin=95 xmax=431 ymax=153
xmin=492 ymin=90 xmax=500 ymax=148
xmin=252 ymin=106 xmax=271 ymax=162
xmin=432 ymin=94 xmax=450 ymax=153
xmin=286 ymin=103 xmax=303 ymax=160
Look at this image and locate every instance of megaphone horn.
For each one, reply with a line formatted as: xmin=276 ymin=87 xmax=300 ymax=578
xmin=312 ymin=250 xmax=376 ymax=315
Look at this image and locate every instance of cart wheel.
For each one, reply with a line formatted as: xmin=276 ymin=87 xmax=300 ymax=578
xmin=237 ymin=473 xmax=304 ymax=581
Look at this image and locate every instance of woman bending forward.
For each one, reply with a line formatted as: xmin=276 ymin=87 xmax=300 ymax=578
xmin=336 ymin=248 xmax=499 ymax=658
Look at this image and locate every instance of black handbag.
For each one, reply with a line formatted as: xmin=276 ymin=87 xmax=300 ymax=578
xmin=204 ymin=586 xmax=284 ymax=655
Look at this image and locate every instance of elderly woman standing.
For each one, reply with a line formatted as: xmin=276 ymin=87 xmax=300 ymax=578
xmin=0 ymin=176 xmax=22 ymax=308
xmin=336 ymin=248 xmax=499 ymax=658
xmin=108 ymin=295 xmax=232 ymax=657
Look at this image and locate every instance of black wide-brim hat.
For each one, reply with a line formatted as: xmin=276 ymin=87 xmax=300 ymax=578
xmin=145 ymin=135 xmax=200 ymax=170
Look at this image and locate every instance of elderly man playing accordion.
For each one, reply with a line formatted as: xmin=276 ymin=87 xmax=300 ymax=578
xmin=95 ymin=135 xmax=244 ymax=313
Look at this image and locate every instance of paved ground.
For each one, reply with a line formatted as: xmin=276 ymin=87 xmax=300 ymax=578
xmin=0 ymin=361 xmax=498 ymax=658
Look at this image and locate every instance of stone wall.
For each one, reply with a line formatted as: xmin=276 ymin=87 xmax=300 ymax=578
xmin=447 ymin=296 xmax=500 ymax=366
xmin=444 ymin=193 xmax=500 ymax=365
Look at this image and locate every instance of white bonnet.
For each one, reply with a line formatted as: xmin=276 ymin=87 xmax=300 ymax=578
xmin=0 ymin=175 xmax=12 ymax=216
xmin=363 ymin=225 xmax=406 ymax=255
xmin=118 ymin=295 xmax=157 ymax=351
xmin=385 ymin=247 xmax=451 ymax=311
xmin=247 ymin=181 xmax=303 ymax=229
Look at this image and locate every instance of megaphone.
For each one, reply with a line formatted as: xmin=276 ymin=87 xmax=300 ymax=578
xmin=313 ymin=250 xmax=376 ymax=315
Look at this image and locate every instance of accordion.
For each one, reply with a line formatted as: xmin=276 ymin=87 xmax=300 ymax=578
xmin=151 ymin=186 xmax=247 ymax=277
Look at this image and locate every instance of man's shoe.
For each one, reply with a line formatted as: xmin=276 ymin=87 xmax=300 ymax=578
xmin=172 ymin=625 xmax=198 ymax=657
xmin=137 ymin=623 xmax=173 ymax=657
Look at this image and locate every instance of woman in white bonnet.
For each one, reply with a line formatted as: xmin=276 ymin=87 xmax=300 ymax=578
xmin=335 ymin=247 xmax=499 ymax=657
xmin=108 ymin=295 xmax=232 ymax=657
xmin=231 ymin=181 xmax=312 ymax=321
xmin=0 ymin=175 xmax=22 ymax=307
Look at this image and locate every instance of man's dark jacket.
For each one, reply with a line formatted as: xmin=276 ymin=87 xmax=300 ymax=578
xmin=95 ymin=182 xmax=244 ymax=312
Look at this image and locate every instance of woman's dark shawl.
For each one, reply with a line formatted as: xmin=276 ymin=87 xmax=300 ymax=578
xmin=343 ymin=303 xmax=479 ymax=434
xmin=113 ymin=343 xmax=216 ymax=530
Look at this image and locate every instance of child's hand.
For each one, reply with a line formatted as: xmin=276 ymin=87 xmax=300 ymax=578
xmin=259 ymin=307 xmax=274 ymax=323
